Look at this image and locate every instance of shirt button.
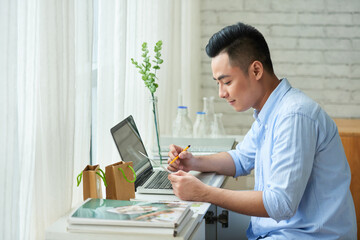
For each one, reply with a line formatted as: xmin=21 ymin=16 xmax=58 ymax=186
xmin=265 ymin=124 xmax=268 ymax=130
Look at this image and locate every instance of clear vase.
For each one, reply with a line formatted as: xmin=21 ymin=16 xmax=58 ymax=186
xmin=202 ymin=96 xmax=215 ymax=137
xmin=148 ymin=95 xmax=163 ymax=164
xmin=211 ymin=113 xmax=226 ymax=138
xmin=193 ymin=112 xmax=208 ymax=138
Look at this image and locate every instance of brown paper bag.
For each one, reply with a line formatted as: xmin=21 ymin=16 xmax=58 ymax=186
xmin=78 ymin=165 xmax=106 ymax=200
xmin=105 ymin=161 xmax=136 ymax=200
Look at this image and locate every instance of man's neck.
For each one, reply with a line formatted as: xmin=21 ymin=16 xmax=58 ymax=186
xmin=254 ymin=73 xmax=280 ymax=112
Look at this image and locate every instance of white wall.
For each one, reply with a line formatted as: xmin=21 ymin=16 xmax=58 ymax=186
xmin=199 ymin=0 xmax=360 ymax=135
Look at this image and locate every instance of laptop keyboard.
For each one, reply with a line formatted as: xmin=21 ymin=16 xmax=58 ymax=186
xmin=145 ymin=171 xmax=172 ymax=189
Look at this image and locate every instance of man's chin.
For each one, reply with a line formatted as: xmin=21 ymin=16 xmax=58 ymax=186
xmin=234 ymin=105 xmax=250 ymax=112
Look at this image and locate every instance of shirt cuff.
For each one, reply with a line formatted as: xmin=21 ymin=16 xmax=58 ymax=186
xmin=227 ymin=149 xmax=241 ymax=177
xmin=263 ymin=189 xmax=294 ymax=222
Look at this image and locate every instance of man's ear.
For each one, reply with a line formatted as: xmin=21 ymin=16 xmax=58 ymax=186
xmin=249 ymin=61 xmax=263 ymax=81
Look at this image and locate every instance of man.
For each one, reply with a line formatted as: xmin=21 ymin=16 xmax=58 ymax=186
xmin=167 ymin=22 xmax=357 ymax=239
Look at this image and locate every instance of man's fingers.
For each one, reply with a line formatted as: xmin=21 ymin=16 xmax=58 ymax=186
xmin=168 ymin=172 xmax=177 ymax=182
xmin=168 ymin=170 xmax=185 ymax=181
xmin=179 ymin=151 xmax=191 ymax=159
xmin=167 ymin=157 xmax=179 ymax=166
xmin=176 ymin=170 xmax=186 ymax=176
xmin=169 ymin=144 xmax=182 ymax=155
xmin=168 ymin=151 xmax=178 ymax=159
xmin=171 ymin=170 xmax=186 ymax=177
xmin=167 ymin=144 xmax=189 ymax=173
xmin=167 ymin=164 xmax=178 ymax=172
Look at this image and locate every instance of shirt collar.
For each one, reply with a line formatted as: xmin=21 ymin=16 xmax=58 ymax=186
xmin=253 ymin=78 xmax=292 ymax=125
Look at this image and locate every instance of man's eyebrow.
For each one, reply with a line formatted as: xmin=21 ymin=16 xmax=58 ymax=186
xmin=213 ymin=74 xmax=231 ymax=81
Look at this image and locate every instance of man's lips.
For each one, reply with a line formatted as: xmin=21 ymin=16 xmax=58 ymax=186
xmin=228 ymin=100 xmax=235 ymax=105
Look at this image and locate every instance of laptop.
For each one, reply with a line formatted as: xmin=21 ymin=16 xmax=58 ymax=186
xmin=110 ymin=115 xmax=215 ymax=195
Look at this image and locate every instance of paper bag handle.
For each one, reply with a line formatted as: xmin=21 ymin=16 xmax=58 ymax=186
xmin=118 ymin=165 xmax=137 ymax=183
xmin=77 ymin=172 xmax=83 ymax=186
xmin=76 ymin=168 xmax=107 ymax=187
xmin=96 ymin=169 xmax=108 ymax=187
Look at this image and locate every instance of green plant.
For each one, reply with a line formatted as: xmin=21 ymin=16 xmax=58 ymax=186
xmin=131 ymin=41 xmax=163 ymax=94
xmin=131 ymin=40 xmax=164 ymax=163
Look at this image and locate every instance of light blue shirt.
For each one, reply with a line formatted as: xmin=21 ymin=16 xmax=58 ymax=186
xmin=228 ymin=78 xmax=357 ymax=239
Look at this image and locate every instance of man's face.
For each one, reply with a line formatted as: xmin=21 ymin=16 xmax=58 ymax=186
xmin=211 ymin=52 xmax=260 ymax=112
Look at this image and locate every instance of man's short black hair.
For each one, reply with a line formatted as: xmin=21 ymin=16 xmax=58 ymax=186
xmin=205 ymin=22 xmax=274 ymax=74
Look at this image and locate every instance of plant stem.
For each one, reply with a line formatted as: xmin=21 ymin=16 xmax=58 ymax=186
xmin=151 ymin=93 xmax=163 ymax=164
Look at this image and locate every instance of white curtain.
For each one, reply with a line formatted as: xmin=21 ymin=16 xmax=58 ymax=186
xmin=0 ymin=0 xmax=93 ymax=239
xmin=96 ymin=0 xmax=201 ymax=167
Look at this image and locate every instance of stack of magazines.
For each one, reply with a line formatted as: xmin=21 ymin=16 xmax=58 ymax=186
xmin=67 ymin=198 xmax=194 ymax=237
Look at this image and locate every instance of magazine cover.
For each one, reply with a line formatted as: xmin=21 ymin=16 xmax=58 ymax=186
xmin=68 ymin=198 xmax=191 ymax=228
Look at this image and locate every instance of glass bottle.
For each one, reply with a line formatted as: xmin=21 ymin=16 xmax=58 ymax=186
xmin=193 ymin=112 xmax=209 ymax=138
xmin=203 ymin=96 xmax=215 ymax=135
xmin=211 ymin=113 xmax=226 ymax=138
xmin=172 ymin=106 xmax=193 ymax=138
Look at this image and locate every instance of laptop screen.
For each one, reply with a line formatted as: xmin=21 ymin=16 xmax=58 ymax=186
xmin=110 ymin=116 xmax=152 ymax=174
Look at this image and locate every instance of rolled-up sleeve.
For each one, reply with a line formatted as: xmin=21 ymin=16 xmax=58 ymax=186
xmin=263 ymin=113 xmax=317 ymax=222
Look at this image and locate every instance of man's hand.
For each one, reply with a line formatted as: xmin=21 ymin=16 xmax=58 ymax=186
xmin=168 ymin=170 xmax=209 ymax=201
xmin=169 ymin=171 xmax=269 ymax=217
xmin=167 ymin=144 xmax=197 ymax=172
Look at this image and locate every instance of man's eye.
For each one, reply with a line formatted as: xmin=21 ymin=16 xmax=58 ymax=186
xmin=224 ymin=81 xmax=231 ymax=85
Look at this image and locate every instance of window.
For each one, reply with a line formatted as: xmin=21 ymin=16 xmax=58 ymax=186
xmin=90 ymin=0 xmax=99 ymax=165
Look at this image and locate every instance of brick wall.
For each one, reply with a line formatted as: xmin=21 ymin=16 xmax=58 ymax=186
xmin=200 ymin=0 xmax=360 ymax=135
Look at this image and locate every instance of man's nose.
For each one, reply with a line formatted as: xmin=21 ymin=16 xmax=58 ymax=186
xmin=218 ymin=85 xmax=228 ymax=99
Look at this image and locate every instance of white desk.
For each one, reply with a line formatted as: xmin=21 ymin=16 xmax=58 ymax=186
xmin=45 ymin=174 xmax=225 ymax=240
